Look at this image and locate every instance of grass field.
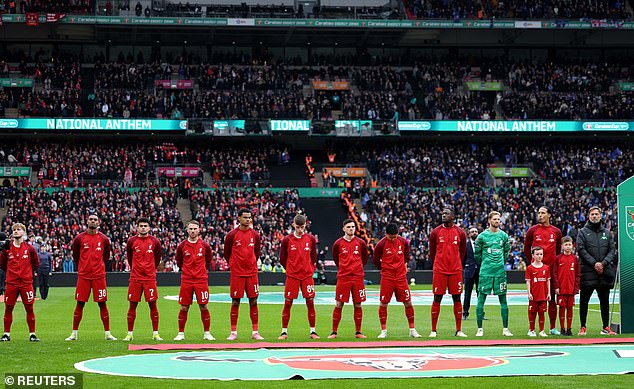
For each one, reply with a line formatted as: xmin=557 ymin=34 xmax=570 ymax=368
xmin=0 ymin=284 xmax=630 ymax=388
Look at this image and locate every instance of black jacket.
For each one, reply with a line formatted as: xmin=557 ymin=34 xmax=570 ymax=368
xmin=576 ymin=220 xmax=616 ymax=289
xmin=462 ymin=239 xmax=479 ymax=279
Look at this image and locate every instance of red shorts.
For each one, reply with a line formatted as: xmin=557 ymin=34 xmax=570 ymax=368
xmin=529 ymin=300 xmax=547 ymax=313
xmin=380 ymin=277 xmax=411 ymax=304
xmin=284 ymin=276 xmax=315 ymax=300
xmin=557 ymin=294 xmax=575 ymax=307
xmin=4 ymin=284 xmax=35 ymax=305
xmin=335 ymin=278 xmax=366 ymax=303
xmin=128 ymin=280 xmax=159 ymax=302
xmin=432 ymin=272 xmax=463 ymax=295
xmin=230 ymin=274 xmax=260 ymax=299
xmin=178 ymin=282 xmax=209 ymax=305
xmin=75 ymin=277 xmax=108 ymax=302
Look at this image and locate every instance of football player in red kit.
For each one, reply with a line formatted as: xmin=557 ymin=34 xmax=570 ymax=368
xmin=526 ymin=246 xmax=551 ymax=337
xmin=123 ymin=217 xmax=163 ymax=342
xmin=66 ymin=214 xmax=116 ymax=341
xmin=523 ymin=206 xmax=562 ymax=335
xmin=328 ymin=218 xmax=369 ymax=339
xmin=174 ymin=220 xmax=214 ymax=341
xmin=278 ymin=214 xmax=319 ymax=340
xmin=553 ymin=236 xmax=580 ymax=336
xmin=224 ymin=208 xmax=263 ymax=341
xmin=429 ymin=207 xmax=467 ymax=337
xmin=0 ymin=223 xmax=39 ymax=342
xmin=374 ymin=223 xmax=422 ymax=339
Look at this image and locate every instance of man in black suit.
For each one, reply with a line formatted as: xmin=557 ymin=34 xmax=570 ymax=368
xmin=462 ymin=226 xmax=480 ymax=320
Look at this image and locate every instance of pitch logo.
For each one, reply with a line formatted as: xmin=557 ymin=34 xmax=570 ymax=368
xmin=626 ymin=207 xmax=634 ymax=241
xmin=265 ymin=353 xmax=505 ymax=371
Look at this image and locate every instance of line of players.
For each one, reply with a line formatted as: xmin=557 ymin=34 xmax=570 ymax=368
xmin=0 ymin=206 xmax=585 ymax=341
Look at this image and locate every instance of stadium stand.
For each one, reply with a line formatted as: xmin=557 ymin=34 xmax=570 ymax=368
xmin=406 ymin=0 xmax=632 ymax=20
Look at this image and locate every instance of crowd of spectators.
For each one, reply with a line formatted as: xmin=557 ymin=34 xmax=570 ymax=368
xmin=334 ymin=142 xmax=492 ymax=187
xmin=425 ymin=91 xmax=495 ymax=120
xmin=506 ymin=60 xmax=631 ymax=93
xmin=502 ymin=143 xmax=632 ymax=187
xmin=408 ymin=0 xmax=632 ymax=20
xmin=362 ymin=182 xmax=617 ymax=271
xmin=17 ymin=89 xmax=83 ymax=117
xmin=500 ymin=91 xmax=634 ymax=120
xmin=35 ymin=60 xmax=82 ymax=90
xmin=197 ymin=64 xmax=318 ymax=91
xmin=1 ymin=0 xmax=92 ymax=14
xmin=203 ymin=146 xmax=280 ymax=184
xmin=1 ymin=1 xmax=631 ymax=21
xmin=340 ymin=91 xmax=417 ymax=121
xmin=332 ymin=140 xmax=632 ymax=188
xmin=0 ymin=140 xmax=284 ymax=187
xmin=93 ymin=62 xmax=168 ymax=90
xmin=2 ymin=59 xmax=84 ymax=117
xmin=4 ymin=55 xmax=633 ymax=121
xmin=92 ymin=89 xmax=326 ymax=120
xmin=0 ymin=186 xmax=307 ymax=274
xmin=0 ymin=186 xmax=185 ymax=272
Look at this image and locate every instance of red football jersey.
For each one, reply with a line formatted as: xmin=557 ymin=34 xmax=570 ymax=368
xmin=127 ymin=235 xmax=162 ymax=282
xmin=523 ymin=225 xmax=562 ymax=268
xmin=176 ymin=238 xmax=212 ymax=283
xmin=553 ymin=253 xmax=581 ymax=295
xmin=72 ymin=232 xmax=111 ymax=280
xmin=280 ymin=233 xmax=317 ymax=280
xmin=332 ymin=236 xmax=368 ymax=279
xmin=0 ymin=242 xmax=39 ymax=286
xmin=526 ymin=263 xmax=551 ymax=301
xmin=224 ymin=228 xmax=261 ymax=277
xmin=429 ymin=224 xmax=467 ymax=275
xmin=373 ymin=236 xmax=410 ymax=280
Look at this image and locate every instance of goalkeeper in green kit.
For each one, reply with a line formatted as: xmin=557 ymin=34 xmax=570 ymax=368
xmin=474 ymin=211 xmax=513 ymax=337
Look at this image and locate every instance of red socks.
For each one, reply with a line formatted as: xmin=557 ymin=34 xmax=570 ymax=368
xmin=332 ymin=306 xmax=342 ymax=333
xmin=306 ymin=299 xmax=316 ymax=328
xmin=149 ymin=301 xmax=159 ymax=332
xmin=558 ymin=306 xmax=565 ymax=330
xmin=73 ymin=303 xmax=84 ymax=331
xmin=3 ymin=304 xmax=14 ymax=333
xmin=379 ymin=306 xmax=388 ymax=331
xmin=431 ymin=301 xmax=441 ymax=332
xmin=548 ymin=300 xmax=557 ymax=329
xmin=201 ymin=309 xmax=210 ymax=332
xmin=250 ymin=304 xmax=259 ymax=331
xmin=24 ymin=304 xmax=36 ymax=333
xmin=230 ymin=305 xmax=239 ymax=331
xmin=528 ymin=308 xmax=537 ymax=331
xmin=178 ymin=310 xmax=188 ymax=332
xmin=566 ymin=306 xmax=573 ymax=330
xmin=98 ymin=303 xmax=110 ymax=331
xmin=405 ymin=305 xmax=415 ymax=329
xmin=353 ymin=306 xmax=363 ymax=332
xmin=127 ymin=302 xmax=138 ymax=332
xmin=282 ymin=300 xmax=293 ymax=328
xmin=453 ymin=301 xmax=462 ymax=331
xmin=538 ymin=311 xmax=545 ymax=332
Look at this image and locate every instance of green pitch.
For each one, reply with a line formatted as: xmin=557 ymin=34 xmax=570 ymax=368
xmin=0 ymin=284 xmax=629 ymax=388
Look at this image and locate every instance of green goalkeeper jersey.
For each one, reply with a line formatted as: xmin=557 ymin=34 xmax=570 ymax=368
xmin=474 ymin=229 xmax=510 ymax=278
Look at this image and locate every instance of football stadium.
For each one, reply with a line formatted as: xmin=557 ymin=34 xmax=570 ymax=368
xmin=1 ymin=1 xmax=634 ymax=388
